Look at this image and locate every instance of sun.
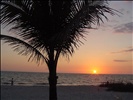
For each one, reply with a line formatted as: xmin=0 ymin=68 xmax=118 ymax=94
xmin=93 ymin=70 xmax=97 ymax=74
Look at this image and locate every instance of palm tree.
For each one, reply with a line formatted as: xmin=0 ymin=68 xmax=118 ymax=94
xmin=0 ymin=0 xmax=117 ymax=100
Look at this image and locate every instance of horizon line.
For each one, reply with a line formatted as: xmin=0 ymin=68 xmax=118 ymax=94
xmin=1 ymin=70 xmax=133 ymax=75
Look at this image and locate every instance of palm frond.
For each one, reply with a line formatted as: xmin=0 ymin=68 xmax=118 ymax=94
xmin=0 ymin=0 xmax=28 ymax=26
xmin=53 ymin=0 xmax=117 ymax=57
xmin=0 ymin=34 xmax=48 ymax=64
xmin=1 ymin=0 xmax=119 ymax=63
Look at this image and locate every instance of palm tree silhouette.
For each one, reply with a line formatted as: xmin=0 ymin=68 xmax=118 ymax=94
xmin=0 ymin=0 xmax=118 ymax=100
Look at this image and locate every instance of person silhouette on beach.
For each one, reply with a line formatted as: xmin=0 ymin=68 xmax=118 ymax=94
xmin=11 ymin=78 xmax=14 ymax=86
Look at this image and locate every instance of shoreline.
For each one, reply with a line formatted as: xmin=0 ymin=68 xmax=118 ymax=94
xmin=1 ymin=85 xmax=133 ymax=100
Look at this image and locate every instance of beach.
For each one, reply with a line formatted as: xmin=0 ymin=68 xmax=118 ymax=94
xmin=1 ymin=85 xmax=133 ymax=100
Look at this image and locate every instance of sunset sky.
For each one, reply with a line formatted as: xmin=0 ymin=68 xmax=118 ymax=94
xmin=1 ymin=1 xmax=133 ymax=74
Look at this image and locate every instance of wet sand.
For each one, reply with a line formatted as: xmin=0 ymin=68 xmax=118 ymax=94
xmin=1 ymin=85 xmax=133 ymax=100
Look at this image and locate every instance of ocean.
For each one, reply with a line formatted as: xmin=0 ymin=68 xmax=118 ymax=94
xmin=1 ymin=71 xmax=133 ymax=86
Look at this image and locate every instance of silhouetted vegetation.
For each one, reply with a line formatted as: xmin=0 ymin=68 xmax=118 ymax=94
xmin=1 ymin=0 xmax=118 ymax=100
xmin=99 ymin=81 xmax=133 ymax=92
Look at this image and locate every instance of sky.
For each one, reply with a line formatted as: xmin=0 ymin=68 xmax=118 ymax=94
xmin=1 ymin=1 xmax=133 ymax=74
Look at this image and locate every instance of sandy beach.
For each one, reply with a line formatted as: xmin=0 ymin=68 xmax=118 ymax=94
xmin=1 ymin=85 xmax=133 ymax=100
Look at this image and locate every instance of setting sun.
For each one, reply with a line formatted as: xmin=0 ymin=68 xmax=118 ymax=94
xmin=93 ymin=70 xmax=97 ymax=74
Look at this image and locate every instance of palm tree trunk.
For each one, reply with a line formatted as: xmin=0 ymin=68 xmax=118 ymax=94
xmin=48 ymin=60 xmax=58 ymax=100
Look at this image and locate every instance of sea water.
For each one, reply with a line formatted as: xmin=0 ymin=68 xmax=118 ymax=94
xmin=1 ymin=71 xmax=133 ymax=86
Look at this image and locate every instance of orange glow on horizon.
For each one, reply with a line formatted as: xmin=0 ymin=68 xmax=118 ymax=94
xmin=93 ymin=70 xmax=97 ymax=74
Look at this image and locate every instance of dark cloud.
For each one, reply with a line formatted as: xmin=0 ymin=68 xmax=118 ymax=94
xmin=124 ymin=48 xmax=133 ymax=52
xmin=114 ymin=60 xmax=130 ymax=62
xmin=111 ymin=47 xmax=133 ymax=54
xmin=114 ymin=22 xmax=133 ymax=34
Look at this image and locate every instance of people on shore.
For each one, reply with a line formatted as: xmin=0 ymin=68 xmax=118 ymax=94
xmin=11 ymin=78 xmax=14 ymax=86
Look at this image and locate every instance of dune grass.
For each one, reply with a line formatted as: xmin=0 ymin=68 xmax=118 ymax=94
xmin=99 ymin=81 xmax=133 ymax=92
